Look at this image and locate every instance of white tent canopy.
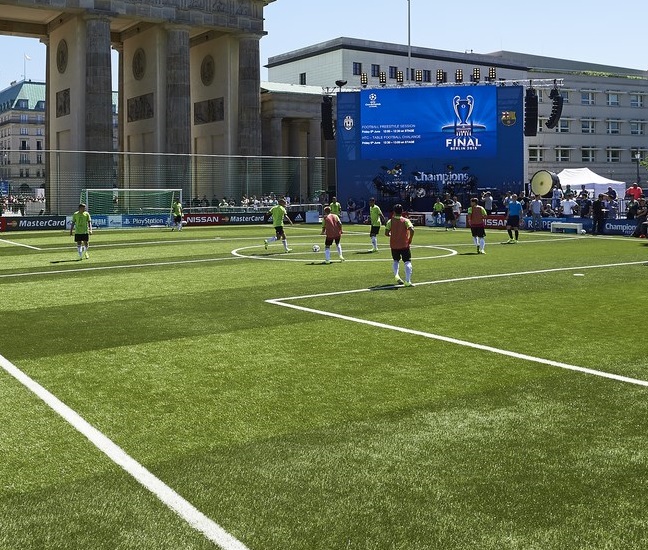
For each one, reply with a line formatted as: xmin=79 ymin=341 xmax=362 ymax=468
xmin=556 ymin=168 xmax=626 ymax=198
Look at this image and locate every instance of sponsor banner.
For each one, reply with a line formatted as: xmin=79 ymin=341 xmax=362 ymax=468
xmin=185 ymin=211 xmax=306 ymax=226
xmin=121 ymin=214 xmax=170 ymax=227
xmin=0 ymin=181 xmax=8 ymax=196
xmin=2 ymin=216 xmax=66 ymax=231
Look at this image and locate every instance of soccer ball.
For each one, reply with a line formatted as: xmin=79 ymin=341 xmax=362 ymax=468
xmin=580 ymin=229 xmax=586 ymax=234
xmin=312 ymin=244 xmax=321 ymax=252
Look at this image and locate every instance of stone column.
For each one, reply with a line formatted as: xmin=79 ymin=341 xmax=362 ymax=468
xmin=165 ymin=25 xmax=191 ymax=155
xmin=84 ymin=15 xmax=113 ymax=152
xmin=84 ymin=15 xmax=113 ymax=187
xmin=165 ymin=25 xmax=191 ymax=198
xmin=237 ymin=33 xmax=262 ymax=156
xmin=270 ymin=117 xmax=283 ymax=156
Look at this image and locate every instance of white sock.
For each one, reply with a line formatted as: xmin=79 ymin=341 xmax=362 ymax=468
xmin=371 ymin=236 xmax=377 ymax=248
xmin=78 ymin=246 xmax=83 ymax=257
xmin=405 ymin=261 xmax=413 ymax=282
xmin=283 ymin=239 xmax=289 ymax=251
xmin=337 ymin=244 xmax=343 ymax=256
xmin=393 ymin=260 xmax=400 ymax=277
xmin=479 ymin=237 xmax=485 ymax=250
xmin=325 ymin=247 xmax=331 ymax=261
xmin=473 ymin=236 xmax=478 ymax=246
xmin=267 ymin=236 xmax=277 ymax=243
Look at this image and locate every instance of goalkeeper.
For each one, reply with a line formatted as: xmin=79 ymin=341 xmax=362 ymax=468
xmin=171 ymin=198 xmax=183 ymax=231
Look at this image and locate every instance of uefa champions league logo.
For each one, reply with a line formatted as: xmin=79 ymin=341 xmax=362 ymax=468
xmin=453 ymin=95 xmax=474 ymax=133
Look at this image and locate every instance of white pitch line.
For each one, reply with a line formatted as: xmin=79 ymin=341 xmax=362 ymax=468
xmin=0 ymin=353 xmax=249 ymax=550
xmin=0 ymin=238 xmax=41 ymax=250
xmin=266 ymin=260 xmax=648 ymax=388
xmin=0 ymin=255 xmax=246 ymax=279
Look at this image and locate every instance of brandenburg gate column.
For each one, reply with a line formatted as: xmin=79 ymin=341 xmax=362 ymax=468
xmin=165 ymin=25 xmax=191 ymax=155
xmin=84 ymin=15 xmax=113 ymax=153
xmin=237 ymin=33 xmax=262 ymax=156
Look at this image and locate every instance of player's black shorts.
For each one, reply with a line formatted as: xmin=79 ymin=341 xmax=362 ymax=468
xmin=174 ymin=215 xmax=182 ymax=224
xmin=506 ymin=215 xmax=520 ymax=228
xmin=274 ymin=226 xmax=286 ymax=237
xmin=470 ymin=227 xmax=486 ymax=238
xmin=325 ymin=237 xmax=341 ymax=247
xmin=444 ymin=210 xmax=455 ymax=221
xmin=370 ymin=225 xmax=380 ymax=236
xmin=74 ymin=233 xmax=89 ymax=243
xmin=391 ymin=247 xmax=411 ymax=262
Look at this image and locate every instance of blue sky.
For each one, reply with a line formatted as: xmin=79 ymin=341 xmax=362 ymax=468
xmin=0 ymin=0 xmax=645 ymax=90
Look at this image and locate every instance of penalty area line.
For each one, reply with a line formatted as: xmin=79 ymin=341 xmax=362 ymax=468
xmin=0 ymin=353 xmax=249 ymax=550
xmin=266 ymin=298 xmax=648 ymax=388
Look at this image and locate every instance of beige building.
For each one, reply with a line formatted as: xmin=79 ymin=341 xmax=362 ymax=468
xmin=267 ymin=37 xmax=648 ymax=186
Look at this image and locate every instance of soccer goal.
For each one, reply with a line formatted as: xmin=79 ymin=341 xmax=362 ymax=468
xmin=80 ymin=188 xmax=183 ymax=215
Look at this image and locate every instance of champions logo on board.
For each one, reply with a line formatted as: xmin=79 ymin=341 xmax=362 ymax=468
xmin=442 ymin=94 xmax=486 ymax=152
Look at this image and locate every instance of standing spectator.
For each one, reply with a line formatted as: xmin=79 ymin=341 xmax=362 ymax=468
xmin=578 ymin=193 xmax=592 ymax=219
xmin=467 ymin=197 xmax=487 ymax=254
xmin=631 ymin=198 xmax=648 ymax=237
xmin=606 ymin=186 xmax=618 ymax=201
xmin=385 ymin=204 xmax=414 ymax=287
xmin=433 ymin=197 xmax=444 ymax=226
xmin=320 ymin=206 xmax=344 ymax=263
xmin=505 ymin=193 xmax=523 ymax=243
xmin=529 ymin=194 xmax=544 ymax=231
xmin=443 ymin=193 xmax=455 ymax=231
xmin=451 ymin=196 xmax=462 ymax=229
xmin=560 ymin=194 xmax=579 ymax=218
xmin=368 ymin=197 xmax=385 ymax=252
xmin=606 ymin=195 xmax=619 ymax=219
xmin=329 ymin=196 xmax=342 ymax=217
xmin=626 ymin=197 xmax=640 ymax=220
xmin=591 ymin=194 xmax=606 ymax=235
xmin=346 ymin=197 xmax=356 ymax=223
xmin=626 ymin=183 xmax=643 ymax=201
xmin=264 ymin=198 xmax=293 ymax=252
xmin=482 ymin=191 xmax=494 ymax=214
xmin=70 ymin=203 xmax=92 ymax=260
xmin=551 ymin=183 xmax=563 ymax=210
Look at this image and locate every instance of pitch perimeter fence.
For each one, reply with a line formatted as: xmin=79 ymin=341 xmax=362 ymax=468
xmin=1 ymin=150 xmax=332 ymax=216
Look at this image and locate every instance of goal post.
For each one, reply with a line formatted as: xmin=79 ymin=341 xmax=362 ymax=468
xmin=80 ymin=188 xmax=183 ymax=216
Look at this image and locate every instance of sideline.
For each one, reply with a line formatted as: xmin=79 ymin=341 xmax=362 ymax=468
xmin=0 ymin=353 xmax=249 ymax=550
xmin=267 ymin=260 xmax=648 ymax=388
xmin=0 ymin=238 xmax=41 ymax=250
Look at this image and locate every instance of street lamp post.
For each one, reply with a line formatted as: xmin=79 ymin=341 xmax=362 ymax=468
xmin=634 ymin=152 xmax=641 ymax=184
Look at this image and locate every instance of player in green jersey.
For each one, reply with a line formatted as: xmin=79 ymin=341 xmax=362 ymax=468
xmin=70 ymin=203 xmax=93 ymax=260
xmin=264 ymin=199 xmax=293 ymax=252
xmin=368 ymin=197 xmax=385 ymax=252
xmin=170 ymin=198 xmax=183 ymax=231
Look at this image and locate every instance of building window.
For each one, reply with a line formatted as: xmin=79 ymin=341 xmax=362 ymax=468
xmin=557 ymin=119 xmax=570 ymax=133
xmin=528 ymin=147 xmax=544 ymax=162
xmin=20 ymin=128 xmax=28 ymax=135
xmin=20 ymin=114 xmax=28 ymax=123
xmin=581 ymin=91 xmax=595 ymax=105
xmin=36 ymin=141 xmax=42 ymax=150
xmin=556 ymin=148 xmax=570 ymax=162
xmin=389 ymin=66 xmax=397 ymax=79
xmin=20 ymin=153 xmax=28 ymax=164
xmin=606 ymin=149 xmax=621 ymax=163
xmin=562 ymin=91 xmax=570 ymax=104
xmin=25 ymin=168 xmax=29 ymax=178
xmin=606 ymin=120 xmax=621 ymax=134
xmin=422 ymin=69 xmax=431 ymax=83
xmin=630 ymin=121 xmax=645 ymax=135
xmin=581 ymin=120 xmax=595 ymax=134
xmin=299 ymin=72 xmax=306 ymax=85
xmin=606 ymin=93 xmax=620 ymax=106
xmin=36 ymin=154 xmax=42 ymax=164
xmin=36 ymin=128 xmax=43 ymax=136
xmin=371 ymin=64 xmax=380 ymax=77
xmin=352 ymin=62 xmax=362 ymax=76
xmin=630 ymin=94 xmax=644 ymax=108
xmin=581 ymin=149 xmax=596 ymax=163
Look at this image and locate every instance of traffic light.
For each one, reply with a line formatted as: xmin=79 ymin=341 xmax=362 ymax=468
xmin=524 ymin=87 xmax=538 ymax=137
xmin=545 ymin=88 xmax=564 ymax=129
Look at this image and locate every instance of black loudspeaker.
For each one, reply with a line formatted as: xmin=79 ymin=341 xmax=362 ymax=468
xmin=524 ymin=88 xmax=538 ymax=137
xmin=321 ymin=96 xmax=335 ymax=140
xmin=545 ymin=89 xmax=564 ymax=129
